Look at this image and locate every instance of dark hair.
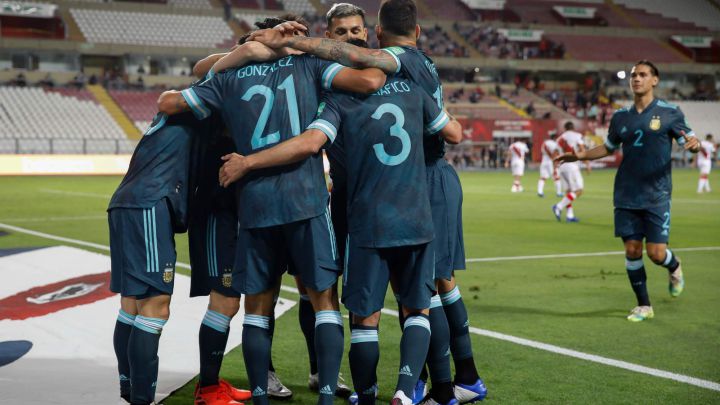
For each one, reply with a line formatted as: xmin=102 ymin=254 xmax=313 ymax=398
xmin=708 ymin=133 xmax=714 ymax=140
xmin=564 ymin=121 xmax=574 ymax=130
xmin=346 ymin=38 xmax=369 ymax=48
xmin=326 ymin=3 xmax=366 ymax=28
xmin=634 ymin=60 xmax=659 ymax=77
xmin=255 ymin=14 xmax=309 ymax=31
xmin=378 ymin=0 xmax=417 ymax=37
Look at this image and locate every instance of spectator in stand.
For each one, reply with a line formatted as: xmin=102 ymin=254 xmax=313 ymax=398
xmin=71 ymin=71 xmax=86 ymax=89
xmin=89 ymin=74 xmax=98 ymax=85
xmin=39 ymin=73 xmax=55 ymax=88
xmin=525 ymin=101 xmax=535 ymax=117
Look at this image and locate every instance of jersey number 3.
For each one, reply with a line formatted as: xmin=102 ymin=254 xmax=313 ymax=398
xmin=372 ymin=103 xmax=411 ymax=166
xmin=242 ymin=75 xmax=301 ymax=150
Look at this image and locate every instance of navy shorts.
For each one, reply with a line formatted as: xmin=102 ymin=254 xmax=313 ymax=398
xmin=330 ymin=186 xmax=348 ymax=266
xmin=188 ymin=207 xmax=240 ymax=298
xmin=342 ymin=236 xmax=435 ymax=317
xmin=109 ymin=199 xmax=176 ymax=299
xmin=233 ymin=209 xmax=341 ymax=295
xmin=427 ymin=159 xmax=466 ymax=280
xmin=614 ymin=202 xmax=671 ymax=244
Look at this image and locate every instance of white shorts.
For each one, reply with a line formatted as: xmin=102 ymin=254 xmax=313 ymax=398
xmin=559 ymin=163 xmax=583 ymax=191
xmin=699 ymin=160 xmax=711 ymax=175
xmin=539 ymin=160 xmax=555 ymax=179
xmin=511 ymin=160 xmax=525 ymax=176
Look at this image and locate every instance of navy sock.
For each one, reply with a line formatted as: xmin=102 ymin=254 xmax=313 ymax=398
xmin=113 ymin=309 xmax=135 ymax=401
xmin=268 ymin=311 xmax=276 ymax=373
xmin=199 ymin=310 xmax=231 ymax=387
xmin=128 ymin=315 xmax=166 ymax=404
xmin=242 ymin=315 xmax=271 ymax=405
xmin=626 ymin=257 xmax=651 ymax=306
xmin=396 ymin=314 xmax=431 ymax=398
xmin=661 ymin=249 xmax=680 ymax=273
xmin=298 ymin=295 xmax=318 ymax=374
xmin=315 ymin=311 xmax=344 ymax=404
xmin=427 ymin=296 xmax=453 ymax=402
xmin=441 ymin=287 xmax=479 ymax=384
xmin=349 ymin=325 xmax=379 ymax=404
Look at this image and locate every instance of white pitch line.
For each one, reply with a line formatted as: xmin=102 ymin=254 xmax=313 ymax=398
xmin=0 ymin=215 xmax=107 ymax=223
xmin=467 ymin=246 xmax=720 ymax=263
xmin=38 ymin=188 xmax=111 ymax=199
xmin=2 ymin=223 xmax=719 ymax=392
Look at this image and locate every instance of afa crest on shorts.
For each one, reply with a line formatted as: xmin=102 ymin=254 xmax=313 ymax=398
xmin=163 ymin=263 xmax=174 ymax=283
xmin=649 ymin=116 xmax=661 ymax=131
xmin=222 ymin=268 xmax=233 ymax=288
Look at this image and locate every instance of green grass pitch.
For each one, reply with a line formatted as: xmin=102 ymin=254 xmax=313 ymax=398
xmin=0 ymin=168 xmax=718 ymax=404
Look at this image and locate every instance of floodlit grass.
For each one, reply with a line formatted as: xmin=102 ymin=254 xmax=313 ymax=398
xmin=0 ymin=168 xmax=718 ymax=403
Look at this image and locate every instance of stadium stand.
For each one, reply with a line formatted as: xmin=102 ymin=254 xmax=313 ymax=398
xmin=454 ymin=23 xmax=564 ymax=59
xmin=70 ymin=9 xmax=235 ymax=48
xmin=277 ymin=0 xmax=317 ymax=15
xmin=167 ymin=0 xmax=214 ymax=9
xmin=613 ymin=0 xmax=718 ymax=31
xmin=109 ymin=89 xmax=164 ymax=132
xmin=542 ymin=34 xmax=686 ymax=63
xmin=0 ymin=86 xmax=133 ymax=154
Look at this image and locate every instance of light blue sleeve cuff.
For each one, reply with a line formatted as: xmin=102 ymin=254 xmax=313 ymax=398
xmin=380 ymin=48 xmax=401 ymax=73
xmin=426 ymin=111 xmax=450 ymax=135
xmin=676 ymin=131 xmax=696 ymax=145
xmin=181 ymin=88 xmax=211 ymax=120
xmin=307 ymin=119 xmax=337 ymax=143
xmin=604 ymin=138 xmax=619 ymax=151
xmin=321 ymin=63 xmax=344 ymax=90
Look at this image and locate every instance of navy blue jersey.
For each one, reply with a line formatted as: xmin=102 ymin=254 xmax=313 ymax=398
xmin=182 ymin=55 xmax=343 ymax=228
xmin=309 ymin=76 xmax=450 ymax=248
xmin=382 ymin=46 xmax=446 ymax=162
xmin=188 ymin=127 xmax=236 ymax=216
xmin=109 ymin=112 xmax=213 ymax=232
xmin=605 ymin=98 xmax=694 ymax=209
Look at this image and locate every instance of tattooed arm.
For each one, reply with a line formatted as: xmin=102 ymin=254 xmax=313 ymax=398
xmin=157 ymin=90 xmax=189 ymax=115
xmin=249 ymin=28 xmax=399 ymax=74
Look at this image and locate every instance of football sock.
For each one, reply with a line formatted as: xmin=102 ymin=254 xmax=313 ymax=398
xmin=396 ymin=314 xmax=431 ymax=399
xmin=298 ymin=294 xmax=318 ymax=374
xmin=349 ymin=325 xmax=379 ymax=404
xmin=626 ymin=257 xmax=650 ymax=306
xmin=268 ymin=310 xmax=276 ymax=373
xmin=242 ymin=315 xmax=271 ymax=405
xmin=129 ymin=315 xmax=166 ymax=404
xmin=538 ymin=178 xmax=545 ymax=194
xmin=113 ymin=309 xmax=135 ymax=400
xmin=555 ymin=179 xmax=562 ymax=195
xmin=441 ymin=287 xmax=479 ymax=384
xmin=419 ymin=365 xmax=429 ymax=383
xmin=199 ymin=310 xmax=231 ymax=387
xmin=661 ymin=249 xmax=680 ymax=273
xmin=566 ymin=204 xmax=575 ymax=219
xmin=427 ymin=296 xmax=453 ymax=402
xmin=315 ymin=311 xmax=344 ymax=404
xmin=557 ymin=192 xmax=576 ymax=210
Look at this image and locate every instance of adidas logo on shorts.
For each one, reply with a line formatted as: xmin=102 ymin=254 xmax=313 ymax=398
xmin=252 ymin=386 xmax=266 ymax=396
xmin=398 ymin=365 xmax=413 ymax=376
xmin=319 ymin=385 xmax=334 ymax=395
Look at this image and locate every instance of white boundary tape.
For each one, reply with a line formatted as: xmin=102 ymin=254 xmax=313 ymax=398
xmin=1 ymin=222 xmax=719 ymax=392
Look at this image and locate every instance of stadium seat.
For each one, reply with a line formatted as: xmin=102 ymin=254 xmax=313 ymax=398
xmin=0 ymin=87 xmax=134 ymax=154
xmin=613 ymin=0 xmax=717 ymax=31
xmin=109 ymin=90 xmax=164 ymax=132
xmin=70 ymin=9 xmax=234 ymax=48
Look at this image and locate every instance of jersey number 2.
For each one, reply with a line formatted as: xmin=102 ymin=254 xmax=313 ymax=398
xmin=633 ymin=129 xmax=644 ymax=147
xmin=372 ymin=103 xmax=411 ymax=166
xmin=242 ymin=75 xmax=301 ymax=150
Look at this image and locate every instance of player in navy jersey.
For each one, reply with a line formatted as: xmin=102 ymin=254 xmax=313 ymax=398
xmin=215 ymin=71 xmax=461 ymax=405
xmin=556 ymin=60 xmax=700 ymax=322
xmin=108 ymin=110 xmax=212 ymax=405
xmin=157 ymin=29 xmax=386 ymax=405
xmin=248 ymin=1 xmax=487 ymax=402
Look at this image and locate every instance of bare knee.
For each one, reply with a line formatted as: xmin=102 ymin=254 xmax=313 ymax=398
xmin=352 ymin=311 xmax=381 ymax=327
xmin=137 ymin=294 xmax=171 ymax=319
xmin=574 ymin=189 xmax=583 ymax=197
xmin=244 ymin=290 xmax=276 ymax=316
xmin=624 ymin=240 xmax=643 ymax=259
xmin=208 ymin=290 xmax=240 ymax=317
xmin=437 ymin=276 xmax=457 ymax=294
xmin=646 ymin=244 xmax=667 ymax=264
xmin=307 ymin=284 xmax=339 ymax=312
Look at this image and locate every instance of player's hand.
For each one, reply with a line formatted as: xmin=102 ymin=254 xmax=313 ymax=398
xmin=273 ymin=21 xmax=308 ymax=36
xmin=219 ymin=153 xmax=250 ymax=187
xmin=681 ymin=131 xmax=700 ymax=152
xmin=554 ymin=152 xmax=579 ymax=164
xmin=247 ymin=29 xmax=291 ymax=49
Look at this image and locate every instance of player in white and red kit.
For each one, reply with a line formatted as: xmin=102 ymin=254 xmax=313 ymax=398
xmin=696 ymin=134 xmax=715 ymax=193
xmin=506 ymin=139 xmax=530 ymax=192
xmin=538 ymin=132 xmax=562 ymax=197
xmin=552 ymin=122 xmax=585 ymax=222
